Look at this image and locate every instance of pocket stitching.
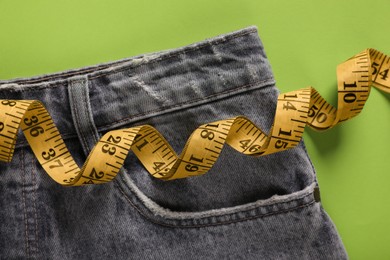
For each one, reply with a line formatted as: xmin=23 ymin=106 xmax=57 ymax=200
xmin=114 ymin=178 xmax=316 ymax=228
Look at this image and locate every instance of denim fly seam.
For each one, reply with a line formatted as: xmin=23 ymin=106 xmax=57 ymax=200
xmin=0 ymin=26 xmax=348 ymax=259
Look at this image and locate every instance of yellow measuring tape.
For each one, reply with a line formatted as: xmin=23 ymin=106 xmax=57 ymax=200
xmin=0 ymin=49 xmax=389 ymax=185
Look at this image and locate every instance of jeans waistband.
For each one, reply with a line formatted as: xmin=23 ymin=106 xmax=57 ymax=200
xmin=0 ymin=26 xmax=275 ymax=149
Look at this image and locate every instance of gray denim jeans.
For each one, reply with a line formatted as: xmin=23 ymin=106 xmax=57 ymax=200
xmin=0 ymin=26 xmax=348 ymax=259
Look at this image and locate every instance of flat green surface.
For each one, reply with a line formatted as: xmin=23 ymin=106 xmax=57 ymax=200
xmin=1 ymin=1 xmax=389 ymax=258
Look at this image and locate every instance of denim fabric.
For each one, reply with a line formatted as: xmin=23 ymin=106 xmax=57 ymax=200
xmin=0 ymin=26 xmax=348 ymax=259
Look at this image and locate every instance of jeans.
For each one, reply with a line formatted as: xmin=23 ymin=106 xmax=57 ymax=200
xmin=0 ymin=26 xmax=348 ymax=259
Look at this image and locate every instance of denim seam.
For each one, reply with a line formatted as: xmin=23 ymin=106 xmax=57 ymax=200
xmin=162 ymin=192 xmax=314 ymax=220
xmin=114 ymin=179 xmax=315 ymax=228
xmin=21 ymin=148 xmax=30 ymax=258
xmin=300 ymin=137 xmax=319 ymax=187
xmin=3 ymin=28 xmax=258 ymax=87
xmin=30 ymin=155 xmax=39 ymax=258
xmin=98 ymin=78 xmax=275 ymax=130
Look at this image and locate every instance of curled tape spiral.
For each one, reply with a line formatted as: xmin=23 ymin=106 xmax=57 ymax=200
xmin=0 ymin=49 xmax=389 ymax=185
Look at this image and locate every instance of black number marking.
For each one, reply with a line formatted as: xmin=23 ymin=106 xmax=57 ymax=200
xmin=49 ymin=159 xmax=63 ymax=169
xmin=153 ymin=161 xmax=165 ymax=171
xmin=316 ymin=113 xmax=327 ymax=123
xmin=63 ymin=177 xmax=75 ymax=184
xmin=185 ymin=164 xmax=198 ymax=172
xmin=343 ymin=81 xmax=357 ymax=89
xmin=135 ymin=139 xmax=149 ymax=151
xmin=189 ymin=154 xmax=204 ymax=163
xmin=379 ymin=69 xmax=389 ymax=80
xmin=278 ymin=128 xmax=292 ymax=136
xmin=1 ymin=100 xmax=16 ymax=106
xmin=283 ymin=93 xmax=297 ymax=99
xmin=308 ymin=105 xmax=318 ymax=117
xmin=308 ymin=105 xmax=327 ymax=123
xmin=372 ymin=62 xmax=379 ymax=75
xmin=107 ymin=135 xmax=121 ymax=144
xmin=102 ymin=144 xmax=116 ymax=155
xmin=239 ymin=139 xmax=251 ymax=150
xmin=343 ymin=93 xmax=356 ymax=103
xmin=206 ymin=123 xmax=219 ymax=128
xmin=283 ymin=102 xmax=297 ymax=111
xmin=30 ymin=126 xmax=44 ymax=137
xmin=42 ymin=148 xmax=56 ymax=160
xmin=89 ymin=168 xmax=104 ymax=179
xmin=249 ymin=145 xmax=261 ymax=153
xmin=24 ymin=116 xmax=39 ymax=126
xmin=200 ymin=129 xmax=214 ymax=140
xmin=371 ymin=62 xmax=388 ymax=80
xmin=275 ymin=140 xmax=288 ymax=149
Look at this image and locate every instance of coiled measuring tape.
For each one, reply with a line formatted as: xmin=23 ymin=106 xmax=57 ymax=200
xmin=0 ymin=49 xmax=389 ymax=186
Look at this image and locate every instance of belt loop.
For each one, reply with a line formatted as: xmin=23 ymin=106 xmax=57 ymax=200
xmin=68 ymin=75 xmax=100 ymax=156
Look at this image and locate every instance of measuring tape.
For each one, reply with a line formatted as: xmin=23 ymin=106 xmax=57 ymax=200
xmin=0 ymin=48 xmax=389 ymax=186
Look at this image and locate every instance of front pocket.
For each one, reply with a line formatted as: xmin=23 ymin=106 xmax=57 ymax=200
xmin=114 ymin=170 xmax=318 ymax=227
xmin=108 ymin=85 xmax=318 ymax=227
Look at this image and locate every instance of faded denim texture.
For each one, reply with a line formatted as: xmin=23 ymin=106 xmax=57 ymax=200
xmin=0 ymin=26 xmax=348 ymax=259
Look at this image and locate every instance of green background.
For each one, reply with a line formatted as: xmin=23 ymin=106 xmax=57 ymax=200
xmin=1 ymin=1 xmax=389 ymax=258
